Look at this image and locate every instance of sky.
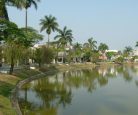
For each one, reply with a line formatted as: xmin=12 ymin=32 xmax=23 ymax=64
xmin=7 ymin=0 xmax=138 ymax=50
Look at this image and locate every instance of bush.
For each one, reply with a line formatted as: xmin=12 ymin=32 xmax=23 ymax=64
xmin=114 ymin=56 xmax=124 ymax=64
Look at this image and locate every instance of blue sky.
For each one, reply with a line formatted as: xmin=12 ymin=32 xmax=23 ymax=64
xmin=7 ymin=0 xmax=138 ymax=50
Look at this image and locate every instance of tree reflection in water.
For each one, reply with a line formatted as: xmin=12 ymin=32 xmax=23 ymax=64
xmin=18 ymin=65 xmax=138 ymax=115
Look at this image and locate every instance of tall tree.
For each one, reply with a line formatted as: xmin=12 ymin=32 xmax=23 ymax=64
xmin=22 ymin=0 xmax=40 ymax=31
xmin=88 ymin=37 xmax=97 ymax=51
xmin=98 ymin=43 xmax=109 ymax=53
xmin=54 ymin=26 xmax=73 ymax=63
xmin=2 ymin=21 xmax=25 ymax=74
xmin=82 ymin=38 xmax=97 ymax=62
xmin=123 ymin=46 xmax=133 ymax=57
xmin=40 ymin=15 xmax=59 ymax=47
xmin=2 ymin=20 xmax=43 ymax=74
xmin=54 ymin=26 xmax=73 ymax=48
xmin=74 ymin=42 xmax=82 ymax=63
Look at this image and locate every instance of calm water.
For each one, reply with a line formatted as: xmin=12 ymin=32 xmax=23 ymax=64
xmin=18 ymin=65 xmax=138 ymax=115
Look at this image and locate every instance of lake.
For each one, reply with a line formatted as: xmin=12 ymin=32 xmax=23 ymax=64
xmin=18 ymin=65 xmax=138 ymax=115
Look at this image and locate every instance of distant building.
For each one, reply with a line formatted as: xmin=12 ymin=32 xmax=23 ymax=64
xmin=106 ymin=50 xmax=118 ymax=53
xmin=133 ymin=49 xmax=138 ymax=56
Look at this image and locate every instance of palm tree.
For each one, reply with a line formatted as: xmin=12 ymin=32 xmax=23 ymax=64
xmin=22 ymin=0 xmax=40 ymax=31
xmin=123 ymin=46 xmax=133 ymax=57
xmin=74 ymin=42 xmax=82 ymax=62
xmin=0 ymin=0 xmax=40 ymax=30
xmin=54 ymin=26 xmax=73 ymax=48
xmin=40 ymin=15 xmax=59 ymax=47
xmin=54 ymin=26 xmax=73 ymax=63
xmin=98 ymin=43 xmax=109 ymax=53
xmin=88 ymin=37 xmax=97 ymax=51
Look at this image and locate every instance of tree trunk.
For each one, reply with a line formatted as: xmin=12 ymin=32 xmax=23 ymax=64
xmin=47 ymin=34 xmax=50 ymax=48
xmin=55 ymin=44 xmax=59 ymax=64
xmin=25 ymin=8 xmax=28 ymax=32
xmin=10 ymin=57 xmax=14 ymax=74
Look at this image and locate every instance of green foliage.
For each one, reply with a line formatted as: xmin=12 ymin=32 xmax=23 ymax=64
xmin=54 ymin=26 xmax=73 ymax=47
xmin=74 ymin=42 xmax=82 ymax=57
xmin=3 ymin=42 xmax=25 ymax=64
xmin=88 ymin=37 xmax=97 ymax=50
xmin=0 ymin=0 xmax=26 ymax=20
xmin=123 ymin=46 xmax=133 ymax=57
xmin=91 ymin=51 xmax=100 ymax=63
xmin=106 ymin=52 xmax=116 ymax=60
xmin=0 ymin=19 xmax=19 ymax=42
xmin=0 ymin=20 xmax=43 ymax=73
xmin=34 ymin=46 xmax=55 ymax=66
xmin=20 ymin=27 xmax=43 ymax=47
xmin=41 ymin=47 xmax=55 ymax=64
xmin=40 ymin=15 xmax=59 ymax=47
xmin=98 ymin=43 xmax=109 ymax=53
xmin=22 ymin=0 xmax=40 ymax=9
xmin=83 ymin=51 xmax=91 ymax=62
xmin=34 ymin=48 xmax=43 ymax=67
xmin=0 ymin=0 xmax=9 ymax=20
xmin=40 ymin=15 xmax=58 ymax=34
xmin=114 ymin=56 xmax=124 ymax=64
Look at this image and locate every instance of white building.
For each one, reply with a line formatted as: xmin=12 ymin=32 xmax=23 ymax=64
xmin=133 ymin=49 xmax=138 ymax=56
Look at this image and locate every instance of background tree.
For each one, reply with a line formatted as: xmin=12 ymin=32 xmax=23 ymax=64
xmin=91 ymin=51 xmax=100 ymax=63
xmin=41 ymin=46 xmax=54 ymax=64
xmin=54 ymin=26 xmax=73 ymax=48
xmin=106 ymin=52 xmax=117 ymax=60
xmin=98 ymin=43 xmax=109 ymax=53
xmin=123 ymin=46 xmax=133 ymax=57
xmin=40 ymin=15 xmax=59 ymax=47
xmin=88 ymin=37 xmax=97 ymax=51
xmin=73 ymin=42 xmax=82 ymax=63
xmin=22 ymin=0 xmax=40 ymax=31
xmin=83 ymin=38 xmax=97 ymax=62
xmin=54 ymin=26 xmax=73 ymax=63
xmin=34 ymin=46 xmax=55 ymax=67
xmin=34 ymin=48 xmax=43 ymax=67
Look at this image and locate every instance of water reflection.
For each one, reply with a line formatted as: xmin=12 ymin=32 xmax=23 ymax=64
xmin=18 ymin=65 xmax=138 ymax=115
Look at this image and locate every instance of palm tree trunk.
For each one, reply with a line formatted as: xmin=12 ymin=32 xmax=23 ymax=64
xmin=56 ymin=44 xmax=58 ymax=64
xmin=47 ymin=34 xmax=50 ymax=48
xmin=25 ymin=8 xmax=28 ymax=32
